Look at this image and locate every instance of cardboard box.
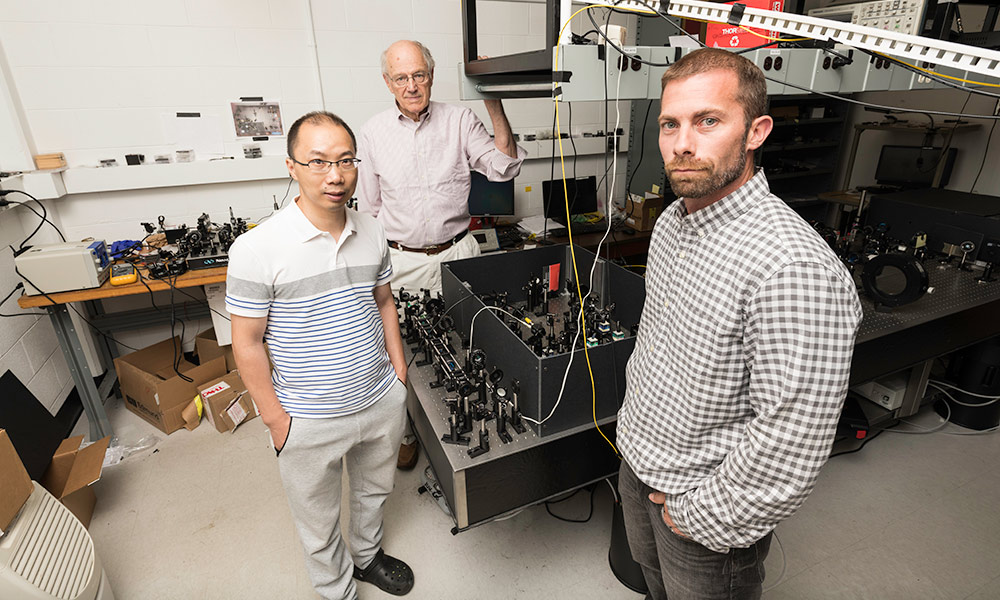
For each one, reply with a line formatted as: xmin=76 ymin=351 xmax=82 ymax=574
xmin=115 ymin=337 xmax=228 ymax=434
xmin=0 ymin=430 xmax=33 ymax=536
xmin=704 ymin=0 xmax=784 ymax=49
xmin=196 ymin=327 xmax=237 ymax=371
xmin=1 ymin=429 xmax=110 ymax=532
xmin=624 ymin=193 xmax=666 ymax=232
xmin=40 ymin=435 xmax=110 ymax=528
xmin=200 ymin=372 xmax=260 ymax=433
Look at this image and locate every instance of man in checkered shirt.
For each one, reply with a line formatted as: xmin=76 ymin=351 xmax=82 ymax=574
xmin=617 ymin=48 xmax=862 ymax=600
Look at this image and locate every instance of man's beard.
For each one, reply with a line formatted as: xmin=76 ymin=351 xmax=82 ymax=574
xmin=665 ymin=131 xmax=749 ymax=200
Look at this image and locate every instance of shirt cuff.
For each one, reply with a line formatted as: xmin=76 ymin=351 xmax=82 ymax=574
xmin=663 ymin=492 xmax=728 ymax=554
xmin=490 ymin=145 xmax=527 ymax=177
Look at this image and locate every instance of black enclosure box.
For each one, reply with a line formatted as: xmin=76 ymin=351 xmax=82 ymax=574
xmin=442 ymin=246 xmax=645 ymax=437
xmin=866 ymin=189 xmax=1000 ymax=261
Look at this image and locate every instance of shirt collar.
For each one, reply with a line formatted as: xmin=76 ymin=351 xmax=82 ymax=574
xmin=287 ymin=197 xmax=357 ymax=244
xmin=667 ymin=169 xmax=769 ymax=235
xmin=394 ymin=101 xmax=432 ymax=126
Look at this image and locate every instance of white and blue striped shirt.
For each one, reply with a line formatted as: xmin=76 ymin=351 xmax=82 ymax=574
xmin=225 ymin=199 xmax=396 ymax=418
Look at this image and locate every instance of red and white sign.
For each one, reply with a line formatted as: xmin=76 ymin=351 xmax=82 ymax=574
xmin=704 ymin=0 xmax=784 ymax=49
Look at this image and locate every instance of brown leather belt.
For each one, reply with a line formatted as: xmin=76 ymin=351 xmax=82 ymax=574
xmin=388 ymin=230 xmax=468 ymax=255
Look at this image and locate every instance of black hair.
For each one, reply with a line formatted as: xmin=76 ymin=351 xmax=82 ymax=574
xmin=286 ymin=111 xmax=357 ymax=158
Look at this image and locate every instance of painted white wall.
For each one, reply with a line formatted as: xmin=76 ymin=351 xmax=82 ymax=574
xmin=836 ymin=88 xmax=1000 ymax=196
xmin=0 ymin=0 xmax=636 ymax=414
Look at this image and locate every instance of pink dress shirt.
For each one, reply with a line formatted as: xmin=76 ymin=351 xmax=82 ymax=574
xmin=356 ymin=101 xmax=526 ymax=248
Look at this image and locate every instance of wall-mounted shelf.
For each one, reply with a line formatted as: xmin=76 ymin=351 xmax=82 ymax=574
xmin=60 ymin=156 xmax=291 ymax=195
xmin=4 ymin=136 xmax=627 ymax=200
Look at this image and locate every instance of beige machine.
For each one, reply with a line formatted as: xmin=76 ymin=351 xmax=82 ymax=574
xmin=14 ymin=241 xmax=110 ymax=295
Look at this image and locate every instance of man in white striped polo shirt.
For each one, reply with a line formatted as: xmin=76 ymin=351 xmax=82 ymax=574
xmin=227 ymin=112 xmax=414 ymax=599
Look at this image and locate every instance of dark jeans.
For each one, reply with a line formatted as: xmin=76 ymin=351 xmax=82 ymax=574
xmin=618 ymin=461 xmax=772 ymax=600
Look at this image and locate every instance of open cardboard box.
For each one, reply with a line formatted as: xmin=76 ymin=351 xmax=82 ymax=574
xmin=0 ymin=430 xmax=32 ymax=536
xmin=115 ymin=337 xmax=228 ymax=434
xmin=624 ymin=192 xmax=666 ymax=232
xmin=195 ymin=327 xmax=237 ymax=372
xmin=1 ymin=429 xmax=110 ymax=532
xmin=200 ymin=372 xmax=260 ymax=433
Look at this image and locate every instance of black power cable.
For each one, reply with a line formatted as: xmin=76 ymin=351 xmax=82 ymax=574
xmin=0 ymin=190 xmax=67 ymax=247
xmin=544 ymin=484 xmax=597 ymax=523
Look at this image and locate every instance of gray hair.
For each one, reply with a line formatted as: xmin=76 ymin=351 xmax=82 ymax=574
xmin=380 ymin=40 xmax=435 ymax=76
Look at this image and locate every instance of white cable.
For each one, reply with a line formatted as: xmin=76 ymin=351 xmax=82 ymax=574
xmin=525 ymin=58 xmax=626 ymax=427
xmin=761 ymin=531 xmax=786 ymax=593
xmin=928 ymin=379 xmax=1000 ymax=404
xmin=467 ymin=305 xmax=533 ymax=360
xmin=604 ymin=477 xmax=620 ymax=503
xmin=890 ymin=394 xmax=953 ymax=434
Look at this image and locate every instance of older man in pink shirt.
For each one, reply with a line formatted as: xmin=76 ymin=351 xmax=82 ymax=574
xmin=356 ymin=39 xmax=526 ymax=295
xmin=356 ymin=39 xmax=526 ymax=470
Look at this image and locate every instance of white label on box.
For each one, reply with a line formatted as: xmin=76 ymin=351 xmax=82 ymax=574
xmin=201 ymin=380 xmax=231 ymax=399
xmin=226 ymin=402 xmax=247 ymax=427
xmin=154 ymin=392 xmax=160 ymax=406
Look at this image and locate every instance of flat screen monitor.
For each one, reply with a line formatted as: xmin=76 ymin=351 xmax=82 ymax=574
xmin=543 ymin=176 xmax=599 ymax=224
xmin=468 ymin=171 xmax=515 ymax=217
xmin=875 ymin=145 xmax=957 ymax=189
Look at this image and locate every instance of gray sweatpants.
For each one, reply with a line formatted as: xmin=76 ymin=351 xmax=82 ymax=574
xmin=276 ymin=380 xmax=408 ymax=600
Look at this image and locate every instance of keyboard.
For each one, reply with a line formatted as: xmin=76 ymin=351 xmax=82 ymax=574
xmin=548 ymin=220 xmax=609 ymax=237
xmin=496 ymin=227 xmax=525 ymax=249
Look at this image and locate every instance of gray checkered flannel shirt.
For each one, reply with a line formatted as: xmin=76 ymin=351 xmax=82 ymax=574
xmin=617 ymin=170 xmax=862 ymax=553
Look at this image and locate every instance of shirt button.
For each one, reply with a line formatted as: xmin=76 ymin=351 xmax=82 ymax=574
xmin=663 ymin=300 xmax=669 ymax=308
xmin=697 ymin=229 xmax=704 ymax=238
xmin=647 ymin=344 xmax=653 ymax=352
xmin=678 ymin=251 xmax=685 ymax=259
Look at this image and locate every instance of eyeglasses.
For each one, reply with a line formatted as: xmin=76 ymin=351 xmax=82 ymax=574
xmin=389 ymin=72 xmax=430 ymax=88
xmin=289 ymin=157 xmax=362 ymax=173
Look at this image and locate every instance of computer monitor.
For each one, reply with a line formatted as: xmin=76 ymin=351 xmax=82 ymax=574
xmin=875 ymin=145 xmax=957 ymax=189
xmin=468 ymin=171 xmax=515 ymax=217
xmin=543 ymin=176 xmax=599 ymax=224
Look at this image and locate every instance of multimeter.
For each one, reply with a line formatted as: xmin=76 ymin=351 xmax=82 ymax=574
xmin=110 ymin=263 xmax=138 ymax=286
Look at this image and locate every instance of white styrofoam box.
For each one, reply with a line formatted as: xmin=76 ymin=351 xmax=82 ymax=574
xmin=21 ymin=319 xmax=59 ymax=373
xmin=345 ymin=0 xmax=414 ymax=32
xmin=147 ymin=26 xmax=239 ymax=68
xmin=204 ymin=283 xmax=232 ymax=345
xmin=477 ymin=1 xmax=530 ymax=37
xmin=414 ymin=0 xmax=464 ymax=35
xmin=315 ymin=31 xmax=386 ymax=68
xmin=235 ymin=28 xmax=315 ymax=68
xmin=185 ymin=0 xmax=272 ymax=28
xmin=0 ymin=341 xmax=34 ymax=390
xmin=308 ymin=0 xmax=349 ymax=30
xmin=267 ymin=0 xmax=312 ymax=29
